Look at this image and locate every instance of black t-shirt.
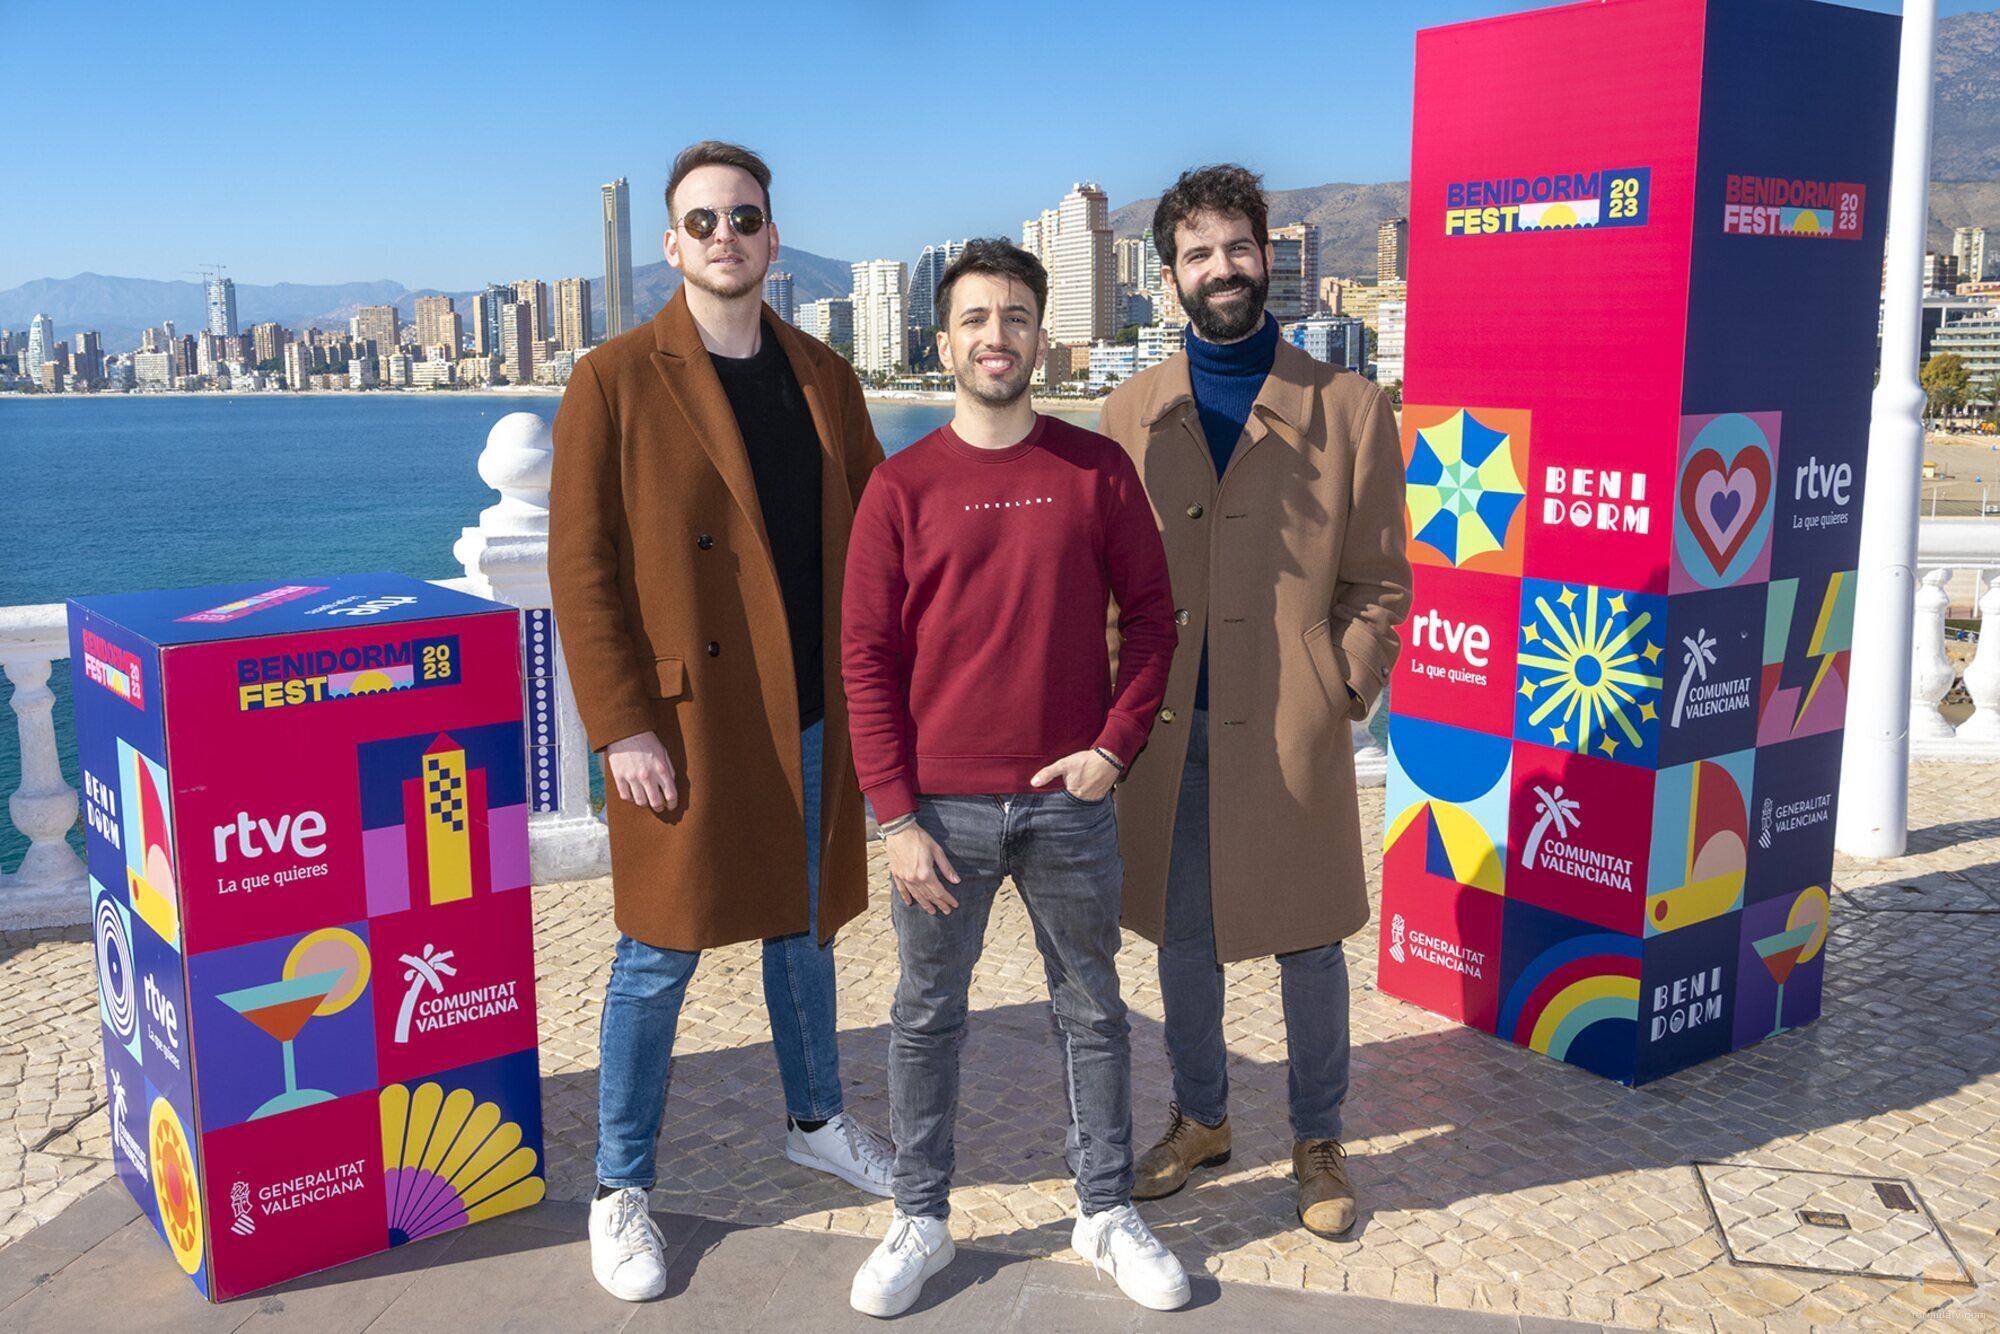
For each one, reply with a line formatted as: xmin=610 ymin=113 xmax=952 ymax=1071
xmin=710 ymin=325 xmax=825 ymax=728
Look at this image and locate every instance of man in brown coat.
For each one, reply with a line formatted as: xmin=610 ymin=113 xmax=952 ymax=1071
xmin=549 ymin=141 xmax=892 ymax=1303
xmin=1100 ymin=165 xmax=1410 ymax=1239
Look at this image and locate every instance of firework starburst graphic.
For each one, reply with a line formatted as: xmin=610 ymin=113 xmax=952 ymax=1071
xmin=1515 ymin=581 xmax=1665 ymax=763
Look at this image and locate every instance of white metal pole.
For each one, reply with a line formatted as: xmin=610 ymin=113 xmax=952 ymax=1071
xmin=1837 ymin=0 xmax=1937 ymax=859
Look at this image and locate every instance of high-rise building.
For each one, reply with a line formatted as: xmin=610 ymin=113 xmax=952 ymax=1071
xmin=555 ymin=277 xmax=593 ymax=351
xmin=1046 ymin=183 xmax=1115 ymax=346
xmin=69 ymin=331 xmax=103 ymax=385
xmin=1285 ymin=315 xmax=1367 ymax=371
xmin=251 ymin=322 xmax=288 ymax=366
xmin=1952 ymin=226 xmax=1988 ymax=285
xmin=206 ymin=274 xmax=238 ymax=337
xmin=1268 ymin=223 xmax=1322 ymax=321
xmin=283 ymin=340 xmax=312 ymax=390
xmin=851 ymin=260 xmax=908 ymax=373
xmin=1930 ymin=308 xmax=2000 ymax=402
xmin=500 ymin=300 xmax=534 ymax=382
xmin=1377 ymin=217 xmax=1410 ymax=285
xmin=603 ymin=178 xmax=637 ymax=339
xmin=353 ymin=304 xmax=400 ymax=355
xmin=25 ymin=314 xmax=55 ymax=376
xmin=1021 ymin=207 xmax=1060 ymax=286
xmin=473 ymin=284 xmax=509 ymax=356
xmin=511 ymin=280 xmax=551 ymax=345
xmin=1374 ymin=297 xmax=1407 ymax=385
xmin=906 ymin=241 xmax=967 ymax=332
xmin=412 ymin=296 xmax=461 ymax=357
xmin=1114 ymin=237 xmax=1149 ymax=293
xmin=800 ymin=297 xmax=853 ymax=351
xmin=1923 ymin=252 xmax=1962 ymax=296
xmin=1141 ymin=228 xmax=1162 ymax=295
xmin=763 ymin=271 xmax=795 ymax=324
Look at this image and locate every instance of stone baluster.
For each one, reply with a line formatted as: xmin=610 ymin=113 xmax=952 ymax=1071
xmin=1353 ymin=694 xmax=1388 ymax=788
xmin=454 ymin=412 xmax=610 ymax=882
xmin=1908 ymin=568 xmax=1958 ymax=757
xmin=1952 ymin=574 xmax=2000 ymax=758
xmin=0 ymin=605 xmax=88 ymax=928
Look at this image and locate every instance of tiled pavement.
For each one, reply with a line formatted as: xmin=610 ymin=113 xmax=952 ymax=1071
xmin=5 ymin=762 xmax=2000 ymax=1330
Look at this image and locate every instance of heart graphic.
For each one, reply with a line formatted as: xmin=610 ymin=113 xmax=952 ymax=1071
xmin=1680 ymin=446 xmax=1771 ymax=574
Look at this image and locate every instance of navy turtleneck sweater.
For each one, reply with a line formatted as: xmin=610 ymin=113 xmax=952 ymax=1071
xmin=1184 ymin=313 xmax=1278 ymax=711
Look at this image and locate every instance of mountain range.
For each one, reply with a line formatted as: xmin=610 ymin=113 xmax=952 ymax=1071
xmin=8 ymin=8 xmax=2000 ymax=350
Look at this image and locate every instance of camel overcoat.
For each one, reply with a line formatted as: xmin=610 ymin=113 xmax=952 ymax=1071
xmin=548 ymin=290 xmax=883 ymax=951
xmin=1100 ymin=338 xmax=1410 ymax=962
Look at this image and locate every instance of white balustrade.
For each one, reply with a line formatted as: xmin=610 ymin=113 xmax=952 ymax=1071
xmin=1908 ymin=569 xmax=1959 ymax=755
xmin=455 ymin=411 xmax=610 ymax=882
xmin=1905 ymin=511 xmax=2000 ymax=762
xmin=0 ymin=602 xmax=87 ymax=928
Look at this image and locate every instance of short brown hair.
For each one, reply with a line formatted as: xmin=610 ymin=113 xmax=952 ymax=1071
xmin=666 ymin=141 xmax=773 ymax=220
xmin=1152 ymin=164 xmax=1268 ymax=268
xmin=935 ymin=238 xmax=1048 ymax=326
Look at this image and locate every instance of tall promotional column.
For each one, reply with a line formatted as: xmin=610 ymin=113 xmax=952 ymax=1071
xmin=1377 ymin=0 xmax=1895 ymax=1085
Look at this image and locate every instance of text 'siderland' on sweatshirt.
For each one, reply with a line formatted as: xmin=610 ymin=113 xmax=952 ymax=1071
xmin=841 ymin=413 xmax=1179 ymax=824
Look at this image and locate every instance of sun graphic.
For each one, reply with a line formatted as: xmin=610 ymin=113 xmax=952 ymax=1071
xmin=1540 ymin=203 xmax=1578 ymax=227
xmin=1790 ymin=210 xmax=1822 ymax=235
xmin=1516 ymin=584 xmax=1665 ymax=760
xmin=347 ymin=670 xmax=398 ymax=694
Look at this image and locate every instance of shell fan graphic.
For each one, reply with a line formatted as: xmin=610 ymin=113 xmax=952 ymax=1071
xmin=380 ymin=1081 xmax=545 ymax=1245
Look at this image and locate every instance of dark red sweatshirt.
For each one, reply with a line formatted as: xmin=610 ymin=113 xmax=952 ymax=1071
xmin=842 ymin=414 xmax=1178 ymax=823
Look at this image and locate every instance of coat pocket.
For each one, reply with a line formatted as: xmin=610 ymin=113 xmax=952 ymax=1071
xmin=647 ymin=656 xmax=687 ymax=700
xmin=1302 ymin=619 xmax=1352 ymax=720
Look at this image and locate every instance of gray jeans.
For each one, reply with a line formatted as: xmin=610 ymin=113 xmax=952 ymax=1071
xmin=889 ymin=791 xmax=1134 ymax=1219
xmin=1157 ymin=710 xmax=1351 ymax=1141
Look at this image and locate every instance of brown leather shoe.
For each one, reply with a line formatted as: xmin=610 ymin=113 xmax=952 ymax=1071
xmin=1293 ymin=1139 xmax=1357 ymax=1238
xmin=1132 ymin=1103 xmax=1232 ymax=1200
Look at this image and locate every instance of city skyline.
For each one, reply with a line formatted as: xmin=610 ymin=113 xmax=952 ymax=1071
xmin=3 ymin=0 xmax=1961 ymax=293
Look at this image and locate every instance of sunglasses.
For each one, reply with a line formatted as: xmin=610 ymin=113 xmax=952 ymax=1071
xmin=676 ymin=204 xmax=767 ymax=239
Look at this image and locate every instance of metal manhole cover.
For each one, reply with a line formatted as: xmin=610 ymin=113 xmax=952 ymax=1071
xmin=1693 ymin=1162 xmax=1973 ymax=1285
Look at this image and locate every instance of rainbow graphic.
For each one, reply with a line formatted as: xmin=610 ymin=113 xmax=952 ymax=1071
xmin=118 ymin=739 xmax=180 ymax=947
xmin=1386 ymin=716 xmax=1511 ymax=895
xmin=1646 ymin=753 xmax=1752 ymax=935
xmin=1497 ymin=931 xmax=1644 ymax=1066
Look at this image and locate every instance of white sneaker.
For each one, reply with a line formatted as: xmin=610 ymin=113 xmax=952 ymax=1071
xmin=588 ymin=1186 xmax=667 ymax=1301
xmin=850 ymin=1210 xmax=954 ymax=1318
xmin=1072 ymin=1203 xmax=1191 ymax=1311
xmin=786 ymin=1112 xmax=895 ymax=1196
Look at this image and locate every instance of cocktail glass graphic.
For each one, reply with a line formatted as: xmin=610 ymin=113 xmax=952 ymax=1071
xmin=1750 ymin=924 xmax=1816 ymax=1038
xmin=215 ymin=969 xmax=346 ymax=1118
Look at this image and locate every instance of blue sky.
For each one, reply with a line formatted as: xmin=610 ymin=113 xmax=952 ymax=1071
xmin=0 ymin=0 xmax=1979 ymax=291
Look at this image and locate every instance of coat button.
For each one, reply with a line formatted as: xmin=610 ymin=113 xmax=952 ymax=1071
xmin=1159 ymin=707 xmax=1177 ymax=723
xmin=1185 ymin=503 xmax=1204 ymax=519
xmin=697 ymin=534 xmax=713 ymax=550
xmin=1174 ymin=608 xmax=1190 ymax=627
xmin=706 ymin=641 xmax=720 ymax=657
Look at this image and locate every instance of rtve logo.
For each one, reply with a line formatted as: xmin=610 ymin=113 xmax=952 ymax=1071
xmin=1408 ymin=610 xmax=1491 ymax=667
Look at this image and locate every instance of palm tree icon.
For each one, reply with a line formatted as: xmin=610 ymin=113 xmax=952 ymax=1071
xmin=1672 ymin=629 xmax=1719 ymax=728
xmin=394 ymin=945 xmax=458 ymax=1044
xmin=1522 ymin=784 xmax=1581 ymax=869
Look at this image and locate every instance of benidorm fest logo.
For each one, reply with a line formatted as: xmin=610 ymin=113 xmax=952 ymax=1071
xmin=1721 ymin=175 xmax=1864 ymax=239
xmin=233 ymin=634 xmax=460 ymax=711
xmin=1445 ymin=167 xmax=1650 ymax=235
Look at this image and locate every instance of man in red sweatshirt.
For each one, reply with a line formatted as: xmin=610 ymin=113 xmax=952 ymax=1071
xmin=841 ymin=239 xmax=1188 ymax=1319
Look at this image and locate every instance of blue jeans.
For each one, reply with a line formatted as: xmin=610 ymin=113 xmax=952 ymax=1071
xmin=890 ymin=791 xmax=1133 ymax=1219
xmin=1157 ymin=710 xmax=1350 ymax=1142
xmin=595 ymin=720 xmax=843 ymax=1189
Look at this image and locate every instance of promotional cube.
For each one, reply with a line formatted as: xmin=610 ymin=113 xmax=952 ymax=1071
xmin=1378 ymin=0 xmax=1891 ymax=1084
xmin=70 ymin=573 xmax=544 ymax=1299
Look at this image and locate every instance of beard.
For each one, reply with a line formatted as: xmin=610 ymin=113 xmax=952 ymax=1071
xmin=683 ymin=250 xmax=765 ymax=300
xmin=1180 ymin=270 xmax=1270 ymax=343
xmin=954 ymin=350 xmax=1033 ymax=407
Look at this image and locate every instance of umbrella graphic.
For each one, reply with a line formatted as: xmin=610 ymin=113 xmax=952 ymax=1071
xmin=1406 ymin=409 xmax=1526 ymax=567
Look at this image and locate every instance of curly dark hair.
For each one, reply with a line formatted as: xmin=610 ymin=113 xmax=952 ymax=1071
xmin=934 ymin=238 xmax=1048 ymax=326
xmin=1152 ymin=164 xmax=1269 ymax=268
xmin=666 ymin=140 xmax=772 ymax=219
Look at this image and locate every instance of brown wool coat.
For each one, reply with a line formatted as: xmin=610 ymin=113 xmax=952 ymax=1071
xmin=548 ymin=290 xmax=883 ymax=951
xmin=1100 ymin=338 xmax=1411 ymax=963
